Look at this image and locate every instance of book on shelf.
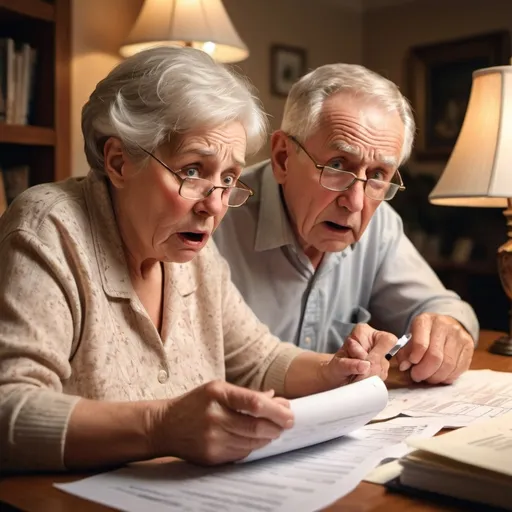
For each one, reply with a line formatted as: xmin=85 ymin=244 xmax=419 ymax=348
xmin=0 ymin=165 xmax=29 ymax=207
xmin=0 ymin=37 xmax=37 ymax=126
xmin=394 ymin=412 xmax=512 ymax=511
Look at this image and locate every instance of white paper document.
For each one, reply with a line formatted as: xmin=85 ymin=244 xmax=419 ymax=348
xmin=407 ymin=411 xmax=512 ymax=477
xmin=376 ymin=370 xmax=512 ymax=426
xmin=243 ymin=375 xmax=388 ymax=462
xmin=55 ymin=418 xmax=442 ymax=512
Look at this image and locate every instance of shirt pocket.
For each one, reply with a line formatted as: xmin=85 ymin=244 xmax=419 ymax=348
xmin=327 ymin=306 xmax=372 ymax=353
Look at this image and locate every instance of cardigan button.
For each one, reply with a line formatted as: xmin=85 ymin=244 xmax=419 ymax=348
xmin=157 ymin=369 xmax=168 ymax=384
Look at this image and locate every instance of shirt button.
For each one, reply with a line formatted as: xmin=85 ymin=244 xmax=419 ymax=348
xmin=304 ymin=337 xmax=312 ymax=346
xmin=157 ymin=369 xmax=168 ymax=384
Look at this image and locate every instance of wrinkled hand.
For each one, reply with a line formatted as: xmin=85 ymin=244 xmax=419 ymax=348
xmin=148 ymin=380 xmax=294 ymax=465
xmin=319 ymin=323 xmax=397 ymax=388
xmin=395 ymin=313 xmax=475 ymax=384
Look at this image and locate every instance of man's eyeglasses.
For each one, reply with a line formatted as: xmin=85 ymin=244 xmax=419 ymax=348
xmin=138 ymin=147 xmax=254 ymax=208
xmin=288 ymin=135 xmax=405 ymax=201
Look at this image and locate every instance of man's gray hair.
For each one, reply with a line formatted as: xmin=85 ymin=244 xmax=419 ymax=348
xmin=281 ymin=63 xmax=415 ymax=164
xmin=82 ymin=46 xmax=268 ymax=173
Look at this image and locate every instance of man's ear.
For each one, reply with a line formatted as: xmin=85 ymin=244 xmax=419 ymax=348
xmin=270 ymin=131 xmax=290 ymax=185
xmin=103 ymin=137 xmax=127 ymax=189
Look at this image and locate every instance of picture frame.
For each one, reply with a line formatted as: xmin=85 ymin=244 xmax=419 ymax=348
xmin=270 ymin=44 xmax=307 ymax=97
xmin=407 ymin=30 xmax=510 ymax=160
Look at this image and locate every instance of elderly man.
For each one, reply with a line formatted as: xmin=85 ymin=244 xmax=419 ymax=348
xmin=214 ymin=63 xmax=478 ymax=385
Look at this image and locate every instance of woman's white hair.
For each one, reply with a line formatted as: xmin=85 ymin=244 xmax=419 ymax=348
xmin=281 ymin=63 xmax=415 ymax=164
xmin=82 ymin=46 xmax=268 ymax=173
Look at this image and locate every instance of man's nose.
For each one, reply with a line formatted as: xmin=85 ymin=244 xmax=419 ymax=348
xmin=337 ymin=179 xmax=365 ymax=213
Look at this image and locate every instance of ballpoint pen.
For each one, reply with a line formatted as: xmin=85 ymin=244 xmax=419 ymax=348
xmin=385 ymin=333 xmax=412 ymax=361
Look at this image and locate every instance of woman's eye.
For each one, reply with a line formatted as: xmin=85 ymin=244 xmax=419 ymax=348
xmin=181 ymin=167 xmax=200 ymax=178
xmin=223 ymin=175 xmax=236 ymax=186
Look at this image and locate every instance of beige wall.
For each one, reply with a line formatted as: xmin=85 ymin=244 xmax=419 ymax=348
xmin=71 ymin=0 xmax=142 ymax=176
xmin=363 ymin=0 xmax=512 ymax=174
xmin=222 ymin=0 xmax=362 ymax=160
xmin=70 ymin=0 xmax=362 ymax=176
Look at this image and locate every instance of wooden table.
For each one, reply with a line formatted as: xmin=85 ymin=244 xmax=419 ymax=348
xmin=1 ymin=330 xmax=511 ymax=512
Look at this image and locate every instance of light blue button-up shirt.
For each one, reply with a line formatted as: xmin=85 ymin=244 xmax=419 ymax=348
xmin=214 ymin=161 xmax=479 ymax=352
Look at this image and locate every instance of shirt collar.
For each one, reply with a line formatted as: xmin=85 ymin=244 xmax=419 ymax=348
xmin=254 ymin=162 xmax=296 ymax=252
xmin=253 ymin=161 xmax=353 ymax=255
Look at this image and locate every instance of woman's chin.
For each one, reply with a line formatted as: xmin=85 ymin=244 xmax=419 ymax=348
xmin=165 ymin=248 xmax=202 ymax=264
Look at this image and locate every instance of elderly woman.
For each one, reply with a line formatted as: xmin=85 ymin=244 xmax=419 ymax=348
xmin=0 ymin=47 xmax=396 ymax=473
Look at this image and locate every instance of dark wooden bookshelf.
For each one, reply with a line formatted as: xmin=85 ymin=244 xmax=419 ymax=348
xmin=0 ymin=124 xmax=55 ymax=145
xmin=0 ymin=0 xmax=70 ymax=187
xmin=0 ymin=0 xmax=55 ymax=21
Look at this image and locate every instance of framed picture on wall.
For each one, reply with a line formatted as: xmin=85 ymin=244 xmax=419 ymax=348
xmin=407 ymin=30 xmax=510 ymax=160
xmin=270 ymin=44 xmax=307 ymax=97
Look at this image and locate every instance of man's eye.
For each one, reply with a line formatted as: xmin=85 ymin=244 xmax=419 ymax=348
xmin=369 ymin=170 xmax=386 ymax=181
xmin=327 ymin=159 xmax=345 ymax=171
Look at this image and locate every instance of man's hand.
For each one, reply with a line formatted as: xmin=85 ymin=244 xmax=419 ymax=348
xmin=148 ymin=380 xmax=294 ymax=465
xmin=395 ymin=313 xmax=475 ymax=384
xmin=319 ymin=323 xmax=398 ymax=388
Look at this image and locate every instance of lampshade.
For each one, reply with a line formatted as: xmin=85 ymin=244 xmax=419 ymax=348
xmin=120 ymin=0 xmax=249 ymax=63
xmin=429 ymin=65 xmax=512 ymax=208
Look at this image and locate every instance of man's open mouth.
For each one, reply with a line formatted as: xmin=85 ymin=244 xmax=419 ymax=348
xmin=179 ymin=232 xmax=206 ymax=243
xmin=324 ymin=221 xmax=350 ymax=231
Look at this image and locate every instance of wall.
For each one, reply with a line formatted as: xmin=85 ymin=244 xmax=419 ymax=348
xmin=71 ymin=0 xmax=142 ymax=176
xmin=71 ymin=0 xmax=363 ymax=176
xmin=363 ymin=0 xmax=512 ymax=175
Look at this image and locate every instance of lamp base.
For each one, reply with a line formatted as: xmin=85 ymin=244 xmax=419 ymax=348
xmin=495 ymin=198 xmax=512 ymax=356
xmin=489 ymin=335 xmax=512 ymax=356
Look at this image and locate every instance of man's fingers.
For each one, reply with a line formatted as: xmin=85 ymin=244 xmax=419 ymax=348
xmin=220 ymin=383 xmax=294 ymax=428
xmin=410 ymin=322 xmax=446 ymax=382
xmin=345 ymin=337 xmax=369 ymax=360
xmin=407 ymin=316 xmax=433 ymax=365
xmin=348 ymin=324 xmax=375 ymax=352
xmin=367 ymin=331 xmax=397 ymax=359
xmin=443 ymin=341 xmax=474 ymax=384
xmin=424 ymin=335 xmax=459 ymax=384
xmin=331 ymin=357 xmax=370 ymax=377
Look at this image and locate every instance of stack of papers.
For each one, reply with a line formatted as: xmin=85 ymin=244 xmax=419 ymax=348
xmin=377 ymin=369 xmax=512 ymax=426
xmin=55 ymin=418 xmax=444 ymax=512
xmin=398 ymin=412 xmax=512 ymax=510
xmin=55 ymin=369 xmax=512 ymax=510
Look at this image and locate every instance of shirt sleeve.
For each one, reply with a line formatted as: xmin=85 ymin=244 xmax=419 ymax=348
xmin=215 ymin=245 xmax=303 ymax=395
xmin=0 ymin=227 xmax=81 ymax=472
xmin=369 ymin=208 xmax=479 ymax=343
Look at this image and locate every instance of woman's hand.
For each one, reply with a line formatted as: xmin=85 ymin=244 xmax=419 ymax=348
xmin=148 ymin=380 xmax=294 ymax=465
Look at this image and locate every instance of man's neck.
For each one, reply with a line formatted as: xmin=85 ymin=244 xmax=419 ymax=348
xmin=303 ymin=246 xmax=325 ymax=270
xmin=278 ymin=185 xmax=325 ymax=270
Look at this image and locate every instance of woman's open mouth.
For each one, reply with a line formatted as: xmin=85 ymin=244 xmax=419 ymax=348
xmin=178 ymin=232 xmax=207 ymax=246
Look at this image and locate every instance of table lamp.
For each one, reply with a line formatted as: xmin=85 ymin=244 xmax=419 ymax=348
xmin=120 ymin=0 xmax=249 ymax=63
xmin=429 ymin=65 xmax=512 ymax=355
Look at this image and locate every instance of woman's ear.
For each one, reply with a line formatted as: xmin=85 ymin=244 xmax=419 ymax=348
xmin=270 ymin=131 xmax=290 ymax=185
xmin=103 ymin=137 xmax=127 ymax=189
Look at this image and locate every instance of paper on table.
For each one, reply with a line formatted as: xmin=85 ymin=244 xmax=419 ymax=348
xmin=242 ymin=375 xmax=388 ymax=462
xmin=407 ymin=411 xmax=512 ymax=477
xmin=55 ymin=417 xmax=440 ymax=512
xmin=363 ymin=417 xmax=445 ymax=484
xmin=376 ymin=370 xmax=512 ymax=426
